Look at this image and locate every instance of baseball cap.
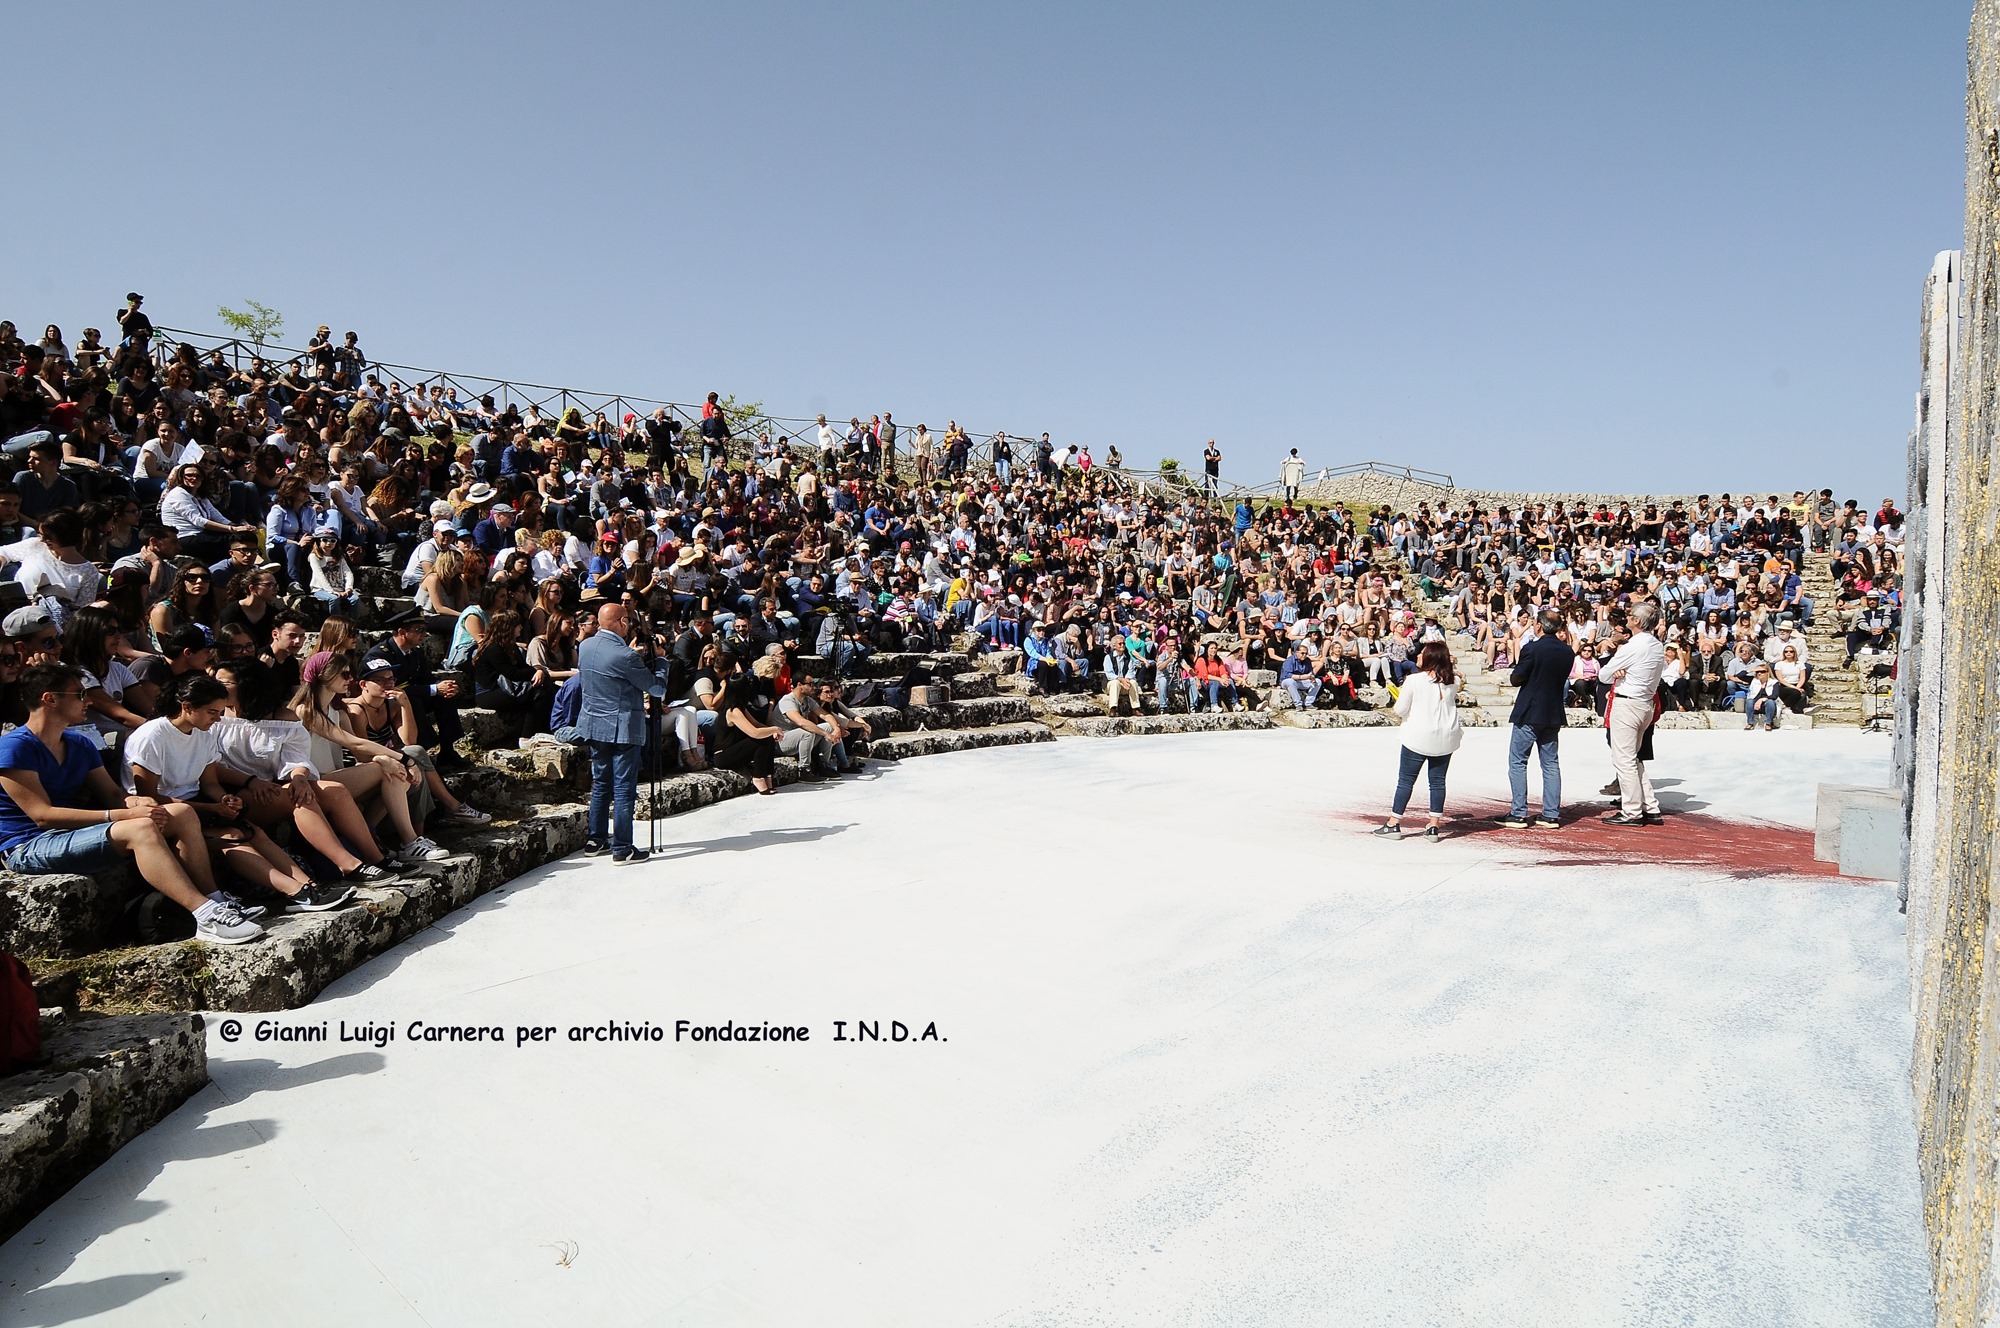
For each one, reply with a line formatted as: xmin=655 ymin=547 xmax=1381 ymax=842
xmin=4 ymin=606 xmax=53 ymax=638
xmin=433 ymin=520 xmax=457 ymax=536
xmin=360 ymin=652 xmax=399 ymax=678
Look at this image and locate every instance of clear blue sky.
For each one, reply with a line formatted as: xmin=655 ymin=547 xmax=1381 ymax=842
xmin=3 ymin=2 xmax=1968 ymax=500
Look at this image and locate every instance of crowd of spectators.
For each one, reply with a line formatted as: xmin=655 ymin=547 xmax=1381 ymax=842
xmin=1399 ymin=492 xmax=1903 ymax=719
xmin=0 ymin=297 xmax=1899 ymax=945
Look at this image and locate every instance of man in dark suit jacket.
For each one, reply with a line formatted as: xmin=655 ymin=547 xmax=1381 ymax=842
xmin=580 ymin=603 xmax=667 ymax=863
xmin=1500 ymin=609 xmax=1575 ymax=827
xmin=377 ymin=612 xmax=467 ymax=770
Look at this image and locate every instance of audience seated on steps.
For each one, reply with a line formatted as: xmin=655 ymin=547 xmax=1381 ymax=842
xmin=0 ymin=294 xmax=1891 ymax=877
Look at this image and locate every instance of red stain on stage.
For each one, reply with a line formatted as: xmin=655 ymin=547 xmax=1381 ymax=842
xmin=1346 ymin=797 xmax=1855 ymax=881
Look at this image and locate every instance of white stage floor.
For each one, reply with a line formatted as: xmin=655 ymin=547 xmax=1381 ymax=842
xmin=1 ymin=729 xmax=1928 ymax=1326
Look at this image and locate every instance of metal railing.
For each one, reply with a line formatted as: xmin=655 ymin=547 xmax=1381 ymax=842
xmin=147 ymin=323 xmax=1452 ymax=503
xmin=148 ymin=325 xmax=1060 ymax=479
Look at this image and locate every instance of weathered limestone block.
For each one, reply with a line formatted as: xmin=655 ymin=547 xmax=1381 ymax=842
xmin=949 ymin=671 xmax=997 ymax=699
xmin=0 ymin=1013 xmax=207 ymax=1242
xmin=903 ymin=697 xmax=1036 ymax=730
xmin=1 ymin=865 xmax=142 ymax=959
xmin=455 ymin=707 xmax=518 ymax=750
xmin=1065 ymin=712 xmax=1274 ymax=738
xmin=1040 ymin=693 xmax=1109 ymax=719
xmin=482 ymin=741 xmax=583 ymax=781
xmin=1275 ymin=710 xmax=1396 ymax=729
xmin=864 ymin=723 xmax=1054 ymax=760
xmin=852 ymin=705 xmax=902 ymax=735
xmin=352 ymin=565 xmax=403 ymax=597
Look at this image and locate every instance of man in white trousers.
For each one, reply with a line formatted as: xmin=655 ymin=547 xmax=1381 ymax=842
xmin=1599 ymin=601 xmax=1665 ymax=827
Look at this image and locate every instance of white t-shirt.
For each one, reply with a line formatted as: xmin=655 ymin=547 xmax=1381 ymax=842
xmin=124 ymin=717 xmax=218 ymax=798
xmin=133 ymin=438 xmax=176 ymax=480
xmin=82 ymin=659 xmax=138 ymax=703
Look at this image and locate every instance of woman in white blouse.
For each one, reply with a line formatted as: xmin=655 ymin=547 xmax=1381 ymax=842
xmin=1375 ymin=640 xmax=1464 ymax=842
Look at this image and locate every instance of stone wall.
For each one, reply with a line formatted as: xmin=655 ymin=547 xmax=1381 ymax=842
xmin=1296 ymin=471 xmax=1795 ymax=515
xmin=1905 ymin=4 xmax=2000 ymax=1320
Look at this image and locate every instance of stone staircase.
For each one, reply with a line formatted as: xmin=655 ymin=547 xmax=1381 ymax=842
xmin=1797 ymin=551 xmax=1873 ymax=729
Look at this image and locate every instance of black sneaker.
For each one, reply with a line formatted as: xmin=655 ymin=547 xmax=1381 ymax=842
xmin=1423 ymin=825 xmax=1441 ymax=842
xmin=345 ymin=861 xmax=401 ymax=885
xmin=1601 ymin=811 xmax=1649 ymax=827
xmin=1371 ymin=823 xmax=1403 ymax=839
xmin=1493 ymin=815 xmax=1531 ymax=829
xmin=612 ymin=848 xmax=651 ymax=865
xmin=286 ymin=882 xmax=358 ymax=913
xmin=583 ymin=839 xmax=609 ymax=857
xmin=1641 ymin=813 xmax=1667 ymax=827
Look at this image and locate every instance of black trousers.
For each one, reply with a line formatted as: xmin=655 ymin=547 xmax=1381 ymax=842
xmin=712 ymin=735 xmax=776 ymax=778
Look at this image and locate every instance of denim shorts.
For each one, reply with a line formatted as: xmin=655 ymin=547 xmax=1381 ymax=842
xmin=5 ymin=822 xmax=122 ymax=875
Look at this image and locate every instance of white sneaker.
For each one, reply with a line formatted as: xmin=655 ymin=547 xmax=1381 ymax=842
xmin=450 ymin=804 xmax=492 ymax=825
xmin=195 ymin=900 xmax=265 ymax=945
xmin=397 ymin=836 xmax=451 ymax=864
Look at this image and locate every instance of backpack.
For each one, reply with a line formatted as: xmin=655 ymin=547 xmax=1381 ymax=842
xmin=0 ymin=952 xmax=42 ymax=1074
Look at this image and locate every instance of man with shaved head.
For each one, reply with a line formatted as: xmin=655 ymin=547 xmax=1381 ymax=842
xmin=578 ymin=601 xmax=668 ymax=862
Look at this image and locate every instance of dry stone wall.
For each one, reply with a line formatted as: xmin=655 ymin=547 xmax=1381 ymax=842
xmin=1296 ymin=472 xmax=1796 ymax=514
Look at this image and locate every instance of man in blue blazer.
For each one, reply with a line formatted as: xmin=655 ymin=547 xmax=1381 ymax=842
xmin=579 ymin=603 xmax=667 ymax=862
xmin=1500 ymin=609 xmax=1575 ymax=828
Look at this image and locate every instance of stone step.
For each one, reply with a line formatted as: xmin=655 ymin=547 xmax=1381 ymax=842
xmin=977 ymin=647 xmax=1024 ymax=675
xmin=1066 ymin=712 xmax=1275 ymax=738
xmin=0 ymin=1013 xmax=208 ymax=1243
xmin=796 ymin=651 xmax=973 ymax=680
xmin=864 ymin=722 xmax=1055 ymax=760
xmin=1275 ymin=710 xmax=1397 ymax=729
xmin=898 ymin=696 xmax=1038 ymax=731
xmin=950 ymin=671 xmax=997 ymax=699
xmin=3 ymin=863 xmax=142 ymax=960
xmin=29 ymin=804 xmax=589 ymax=1013
xmin=1036 ymin=692 xmax=1110 ymax=720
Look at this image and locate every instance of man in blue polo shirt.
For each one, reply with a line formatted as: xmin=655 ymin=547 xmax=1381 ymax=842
xmin=0 ymin=664 xmax=261 ymax=944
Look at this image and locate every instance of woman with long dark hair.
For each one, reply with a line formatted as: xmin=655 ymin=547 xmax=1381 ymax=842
xmin=708 ymin=656 xmax=782 ymax=794
xmin=1375 ymin=640 xmax=1462 ymax=842
xmin=148 ymin=563 xmax=219 ymax=644
xmin=472 ymin=610 xmax=554 ymax=738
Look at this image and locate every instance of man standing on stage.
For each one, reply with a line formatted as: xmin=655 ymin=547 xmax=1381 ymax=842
xmin=1497 ymin=609 xmax=1573 ymax=829
xmin=579 ymin=602 xmax=667 ymax=863
xmin=1600 ymin=602 xmax=1665 ymax=827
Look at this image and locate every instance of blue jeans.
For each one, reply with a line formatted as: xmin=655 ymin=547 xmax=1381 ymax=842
xmin=1392 ymin=746 xmax=1452 ymax=817
xmin=588 ymin=740 xmax=642 ymax=853
xmin=1507 ymin=724 xmax=1562 ymax=821
xmin=4 ymin=821 xmax=121 ymax=874
xmin=1743 ymin=695 xmax=1779 ymax=728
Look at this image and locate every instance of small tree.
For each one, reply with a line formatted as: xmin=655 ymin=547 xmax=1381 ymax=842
xmin=216 ymin=300 xmax=284 ymax=351
xmin=705 ymin=394 xmax=767 ymax=439
xmin=1158 ymin=457 xmax=1181 ymax=478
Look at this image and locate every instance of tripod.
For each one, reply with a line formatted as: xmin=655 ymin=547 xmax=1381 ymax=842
xmin=645 ymin=700 xmax=660 ymax=854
